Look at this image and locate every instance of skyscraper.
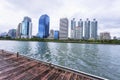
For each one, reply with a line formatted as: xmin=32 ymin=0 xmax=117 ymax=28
xmin=54 ymin=30 xmax=59 ymax=39
xmin=16 ymin=23 xmax=22 ymax=38
xmin=75 ymin=26 xmax=83 ymax=39
xmin=91 ymin=19 xmax=98 ymax=40
xmin=49 ymin=29 xmax=54 ymax=39
xmin=84 ymin=18 xmax=90 ymax=40
xmin=38 ymin=14 xmax=50 ymax=38
xmin=78 ymin=19 xmax=83 ymax=39
xmin=59 ymin=18 xmax=69 ymax=39
xmin=71 ymin=18 xmax=76 ymax=39
xmin=21 ymin=16 xmax=32 ymax=39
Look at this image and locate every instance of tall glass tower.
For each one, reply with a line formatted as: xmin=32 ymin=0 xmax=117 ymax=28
xmin=71 ymin=18 xmax=76 ymax=39
xmin=21 ymin=16 xmax=32 ymax=39
xmin=78 ymin=19 xmax=83 ymax=39
xmin=84 ymin=18 xmax=90 ymax=40
xmin=91 ymin=19 xmax=98 ymax=40
xmin=38 ymin=14 xmax=50 ymax=38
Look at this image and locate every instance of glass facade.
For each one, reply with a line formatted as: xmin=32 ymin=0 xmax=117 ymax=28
xmin=21 ymin=16 xmax=32 ymax=38
xmin=84 ymin=18 xmax=90 ymax=40
xmin=22 ymin=22 xmax=27 ymax=35
xmin=78 ymin=19 xmax=83 ymax=39
xmin=91 ymin=19 xmax=98 ymax=39
xmin=71 ymin=18 xmax=76 ymax=30
xmin=38 ymin=14 xmax=50 ymax=38
xmin=71 ymin=18 xmax=76 ymax=39
xmin=0 ymin=32 xmax=7 ymax=37
xmin=54 ymin=31 xmax=59 ymax=39
xmin=8 ymin=29 xmax=16 ymax=39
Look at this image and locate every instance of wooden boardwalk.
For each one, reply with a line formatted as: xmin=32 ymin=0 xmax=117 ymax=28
xmin=0 ymin=50 xmax=107 ymax=80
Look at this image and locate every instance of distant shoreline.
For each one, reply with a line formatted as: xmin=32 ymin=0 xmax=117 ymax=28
xmin=0 ymin=38 xmax=120 ymax=45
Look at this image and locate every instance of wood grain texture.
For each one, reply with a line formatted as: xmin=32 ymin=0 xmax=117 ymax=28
xmin=0 ymin=50 xmax=104 ymax=80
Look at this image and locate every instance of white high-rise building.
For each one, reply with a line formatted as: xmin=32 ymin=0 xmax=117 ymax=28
xmin=74 ymin=26 xmax=83 ymax=39
xmin=48 ymin=29 xmax=54 ymax=39
xmin=59 ymin=18 xmax=69 ymax=39
xmin=100 ymin=32 xmax=111 ymax=40
xmin=16 ymin=23 xmax=22 ymax=38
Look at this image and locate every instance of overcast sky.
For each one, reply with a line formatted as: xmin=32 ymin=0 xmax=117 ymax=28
xmin=0 ymin=0 xmax=120 ymax=37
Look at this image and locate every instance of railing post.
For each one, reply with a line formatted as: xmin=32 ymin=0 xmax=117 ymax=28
xmin=17 ymin=52 xmax=19 ymax=57
xmin=2 ymin=50 xmax=4 ymax=53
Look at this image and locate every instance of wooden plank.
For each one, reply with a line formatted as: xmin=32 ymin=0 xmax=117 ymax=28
xmin=0 ymin=50 xmax=106 ymax=80
xmin=3 ymin=62 xmax=39 ymax=80
xmin=0 ymin=60 xmax=34 ymax=78
xmin=41 ymin=68 xmax=56 ymax=80
xmin=30 ymin=67 xmax=52 ymax=80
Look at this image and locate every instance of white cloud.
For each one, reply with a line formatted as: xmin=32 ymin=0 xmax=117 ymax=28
xmin=0 ymin=0 xmax=120 ymax=37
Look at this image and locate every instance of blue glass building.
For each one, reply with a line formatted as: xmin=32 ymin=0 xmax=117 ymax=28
xmin=91 ymin=19 xmax=98 ymax=40
xmin=0 ymin=32 xmax=7 ymax=37
xmin=54 ymin=31 xmax=59 ymax=39
xmin=78 ymin=19 xmax=83 ymax=39
xmin=8 ymin=29 xmax=16 ymax=39
xmin=84 ymin=18 xmax=90 ymax=40
xmin=71 ymin=18 xmax=76 ymax=30
xmin=38 ymin=14 xmax=50 ymax=38
xmin=71 ymin=18 xmax=76 ymax=39
xmin=21 ymin=16 xmax=32 ymax=39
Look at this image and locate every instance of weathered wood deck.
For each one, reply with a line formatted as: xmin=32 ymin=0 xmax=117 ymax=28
xmin=0 ymin=50 xmax=107 ymax=80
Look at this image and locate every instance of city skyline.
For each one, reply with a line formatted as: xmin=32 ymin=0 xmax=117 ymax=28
xmin=0 ymin=0 xmax=120 ymax=37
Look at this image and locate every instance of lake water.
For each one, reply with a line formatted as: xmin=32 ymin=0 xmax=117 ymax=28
xmin=0 ymin=40 xmax=120 ymax=80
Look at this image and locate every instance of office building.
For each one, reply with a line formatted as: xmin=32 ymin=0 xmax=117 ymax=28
xmin=78 ymin=19 xmax=83 ymax=39
xmin=8 ymin=29 xmax=16 ymax=39
xmin=49 ymin=29 xmax=54 ymax=39
xmin=54 ymin=30 xmax=59 ymax=39
xmin=16 ymin=23 xmax=22 ymax=38
xmin=113 ymin=36 xmax=117 ymax=40
xmin=100 ymin=32 xmax=111 ymax=40
xmin=84 ymin=18 xmax=90 ymax=40
xmin=74 ymin=26 xmax=83 ymax=39
xmin=21 ymin=16 xmax=32 ymax=39
xmin=91 ymin=19 xmax=98 ymax=40
xmin=0 ymin=32 xmax=7 ymax=37
xmin=71 ymin=18 xmax=76 ymax=39
xmin=59 ymin=18 xmax=69 ymax=39
xmin=38 ymin=14 xmax=50 ymax=38
xmin=117 ymin=37 xmax=120 ymax=40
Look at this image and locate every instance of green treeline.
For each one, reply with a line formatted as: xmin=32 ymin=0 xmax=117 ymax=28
xmin=0 ymin=37 xmax=120 ymax=44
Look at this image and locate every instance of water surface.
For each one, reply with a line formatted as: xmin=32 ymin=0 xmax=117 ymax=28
xmin=0 ymin=40 xmax=120 ymax=80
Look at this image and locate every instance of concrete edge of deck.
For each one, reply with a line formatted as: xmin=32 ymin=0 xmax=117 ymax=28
xmin=0 ymin=49 xmax=108 ymax=80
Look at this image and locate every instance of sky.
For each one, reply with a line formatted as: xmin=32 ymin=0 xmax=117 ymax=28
xmin=0 ymin=0 xmax=120 ymax=38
